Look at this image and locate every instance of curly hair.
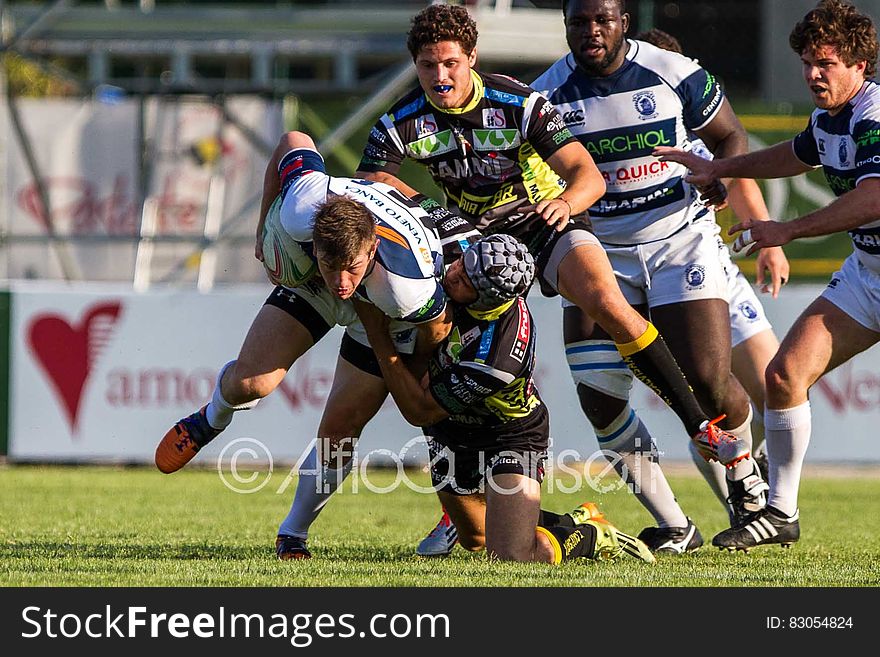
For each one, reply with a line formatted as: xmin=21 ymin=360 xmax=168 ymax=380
xmin=790 ymin=0 xmax=878 ymax=78
xmin=406 ymin=4 xmax=478 ymax=59
xmin=311 ymin=196 xmax=376 ymax=269
xmin=635 ymin=28 xmax=682 ymax=54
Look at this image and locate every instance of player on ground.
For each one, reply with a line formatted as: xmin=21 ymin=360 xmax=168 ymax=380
xmin=634 ymin=27 xmax=785 ymax=525
xmin=356 ymin=4 xmax=752 ymax=557
xmin=523 ymin=0 xmax=775 ymax=553
xmin=656 ymin=0 xmax=880 ymax=550
xmin=354 ymin=232 xmax=654 ymax=564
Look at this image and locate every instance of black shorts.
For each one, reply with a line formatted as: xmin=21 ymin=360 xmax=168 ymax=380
xmin=426 ymin=405 xmax=549 ymax=494
xmin=264 ymin=285 xmax=383 ymax=378
xmin=263 ymin=285 xmax=333 ymax=344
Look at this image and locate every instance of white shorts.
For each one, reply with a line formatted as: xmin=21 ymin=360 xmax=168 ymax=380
xmin=274 ymin=279 xmax=418 ymax=355
xmin=821 ymin=253 xmax=880 ymax=333
xmin=602 ymin=221 xmax=729 ymax=307
xmin=717 ymin=236 xmax=773 ymax=347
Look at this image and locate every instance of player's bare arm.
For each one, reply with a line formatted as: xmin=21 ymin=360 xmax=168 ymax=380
xmin=654 ymin=139 xmax=813 ymax=186
xmin=354 ymin=299 xmax=449 ymax=426
xmin=537 ymin=142 xmax=606 ymax=230
xmin=731 ymin=177 xmax=880 ymax=256
xmin=355 ymin=170 xmax=422 ymax=198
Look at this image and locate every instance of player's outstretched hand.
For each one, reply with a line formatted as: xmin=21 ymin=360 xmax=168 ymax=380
xmin=697 ymin=178 xmax=728 ymax=210
xmin=653 ymin=146 xmax=719 ymax=187
xmin=729 ymin=219 xmax=794 ymax=257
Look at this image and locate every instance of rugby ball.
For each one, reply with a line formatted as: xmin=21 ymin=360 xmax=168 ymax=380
xmin=261 ymin=195 xmax=318 ymax=288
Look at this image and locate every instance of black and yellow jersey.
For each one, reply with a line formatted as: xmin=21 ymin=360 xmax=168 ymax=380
xmin=426 ymin=296 xmax=545 ymax=445
xmin=359 ymin=71 xmax=578 ymax=245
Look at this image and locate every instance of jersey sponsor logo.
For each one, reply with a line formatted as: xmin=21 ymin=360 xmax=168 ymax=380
xmin=539 ymin=100 xmax=554 ymax=117
xmin=684 ymin=264 xmax=706 ymax=289
xmin=701 ymin=83 xmax=723 ymax=117
xmin=594 ymin=181 xmax=683 ymax=216
xmin=579 ymin=119 xmax=676 ymax=163
xmin=433 ymin=155 xmax=508 ymax=181
xmin=342 ymin=184 xmax=429 ymax=248
xmin=546 ymin=115 xmax=566 ymax=133
xmin=475 ymin=321 xmax=496 ymax=363
xmin=632 ymin=90 xmax=658 ymax=120
xmin=818 ymin=137 xmax=826 ymax=155
xmin=482 ymin=108 xmax=507 ymax=128
xmin=849 ymin=228 xmax=880 ymax=254
xmin=369 ymin=126 xmax=387 ymax=144
xmin=472 ymin=128 xmax=521 ymax=151
xmin=857 ymin=129 xmax=880 ymax=147
xmin=486 ymin=88 xmax=526 ymax=106
xmin=738 ymin=301 xmax=759 ymax=321
xmin=407 ymin=130 xmax=456 ymax=159
xmin=552 ymin=128 xmax=573 ymax=145
xmin=825 ymin=172 xmax=855 ymax=194
xmin=601 ymin=160 xmax=670 ymax=184
xmin=563 ymin=109 xmax=585 ymax=126
xmin=702 ymin=73 xmax=718 ymax=99
xmin=839 ymin=139 xmax=849 ymax=166
xmin=416 ymin=113 xmax=439 ymax=137
xmin=857 ymin=155 xmax=880 ymax=167
xmin=463 ymin=374 xmax=493 ymax=395
xmin=509 ymin=298 xmax=530 ymax=362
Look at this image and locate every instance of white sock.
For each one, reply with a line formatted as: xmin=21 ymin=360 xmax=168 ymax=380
xmin=205 ymin=360 xmax=259 ymax=430
xmin=596 ymin=406 xmax=688 ymax=528
xmin=764 ymin=402 xmax=812 ymax=517
xmin=688 ymin=440 xmax=729 ymax=507
xmin=278 ymin=445 xmax=354 ymax=539
xmin=724 ymin=407 xmax=756 ymax=482
xmin=750 ymin=401 xmax=766 ymax=454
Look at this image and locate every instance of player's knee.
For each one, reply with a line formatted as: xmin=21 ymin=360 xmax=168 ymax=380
xmin=226 ymin=365 xmax=283 ymax=403
xmin=318 ymin=412 xmax=371 ymax=441
xmin=566 ymin=341 xmax=633 ymax=427
xmin=764 ymin=356 xmax=801 ymax=399
xmin=277 ymin=131 xmax=315 ymax=154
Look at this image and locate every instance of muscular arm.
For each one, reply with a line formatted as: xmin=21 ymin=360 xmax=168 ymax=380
xmin=256 ymin=131 xmax=319 ymax=260
xmin=407 ymin=306 xmax=454 ymax=378
xmin=538 ymin=141 xmax=606 ymax=226
xmin=355 ymin=301 xmax=450 ymax=427
xmin=731 ymin=177 xmax=880 ymax=253
xmin=655 ymin=140 xmax=813 ymax=186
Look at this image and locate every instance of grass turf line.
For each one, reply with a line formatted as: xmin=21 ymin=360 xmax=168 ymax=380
xmin=1 ymin=465 xmax=878 ymax=587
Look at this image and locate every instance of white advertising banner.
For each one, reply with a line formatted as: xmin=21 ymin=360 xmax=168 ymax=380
xmin=7 ymin=283 xmax=880 ymax=463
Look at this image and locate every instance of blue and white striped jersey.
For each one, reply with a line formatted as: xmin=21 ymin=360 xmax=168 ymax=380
xmin=532 ymin=40 xmax=725 ymax=245
xmin=793 ymin=80 xmax=880 ymax=273
xmin=278 ymin=148 xmax=446 ymax=323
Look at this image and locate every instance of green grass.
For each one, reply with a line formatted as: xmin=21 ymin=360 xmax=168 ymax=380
xmin=1 ymin=465 xmax=878 ymax=587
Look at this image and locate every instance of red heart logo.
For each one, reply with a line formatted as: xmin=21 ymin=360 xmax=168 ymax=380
xmin=27 ymin=301 xmax=123 ymax=434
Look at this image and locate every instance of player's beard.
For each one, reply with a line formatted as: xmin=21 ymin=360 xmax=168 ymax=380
xmin=574 ymin=32 xmax=626 ymax=77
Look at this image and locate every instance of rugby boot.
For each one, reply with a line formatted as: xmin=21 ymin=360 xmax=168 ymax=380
xmin=416 ymin=509 xmax=459 ymax=557
xmin=155 ymin=406 xmax=221 ymax=473
xmin=712 ymin=507 xmax=800 ymax=552
xmin=691 ymin=414 xmax=750 ymax=467
xmin=569 ymin=503 xmax=656 ymax=563
xmin=726 ymin=460 xmax=769 ymax=527
xmin=276 ymin=535 xmax=312 ymax=560
xmin=638 ymin=519 xmax=703 ymax=554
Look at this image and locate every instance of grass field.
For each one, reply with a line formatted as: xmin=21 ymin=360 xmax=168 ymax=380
xmin=1 ymin=464 xmax=879 ymax=587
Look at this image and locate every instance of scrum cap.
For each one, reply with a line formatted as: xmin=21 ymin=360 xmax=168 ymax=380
xmin=463 ymin=234 xmax=535 ymax=310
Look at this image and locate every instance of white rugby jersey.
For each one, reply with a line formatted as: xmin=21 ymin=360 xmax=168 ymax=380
xmin=532 ymin=40 xmax=725 ymax=245
xmin=278 ymin=148 xmax=445 ymax=323
xmin=792 ymin=80 xmax=880 ymax=274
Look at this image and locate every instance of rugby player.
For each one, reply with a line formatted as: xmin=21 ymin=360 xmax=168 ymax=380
xmin=523 ymin=0 xmax=775 ymax=552
xmin=357 ymin=5 xmax=751 ymax=557
xmin=352 ymin=233 xmax=654 ymax=564
xmin=657 ymin=0 xmax=880 ymax=550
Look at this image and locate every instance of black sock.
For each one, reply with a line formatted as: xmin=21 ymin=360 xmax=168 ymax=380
xmin=538 ymin=509 xmax=574 ymax=529
xmin=617 ymin=323 xmax=706 ymax=436
xmin=542 ymin=524 xmax=598 ymax=561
